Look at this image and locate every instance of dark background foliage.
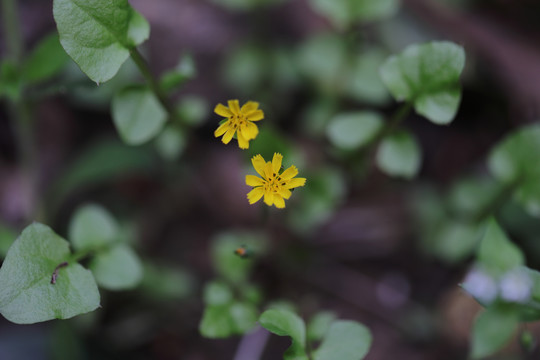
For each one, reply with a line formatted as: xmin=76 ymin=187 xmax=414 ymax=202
xmin=1 ymin=0 xmax=540 ymax=359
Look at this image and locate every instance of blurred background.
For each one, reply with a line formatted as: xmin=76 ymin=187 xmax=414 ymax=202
xmin=2 ymin=0 xmax=540 ymax=359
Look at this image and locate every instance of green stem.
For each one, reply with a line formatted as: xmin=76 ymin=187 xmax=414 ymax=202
xmin=129 ymin=47 xmax=179 ymax=123
xmin=470 ymin=177 xmax=521 ymax=223
xmin=69 ymin=243 xmax=110 ymax=264
xmin=374 ymin=102 xmax=412 ymax=144
xmin=352 ymin=102 xmax=412 ymax=179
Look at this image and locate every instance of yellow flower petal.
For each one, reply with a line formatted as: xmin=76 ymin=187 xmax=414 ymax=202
xmin=278 ymin=188 xmax=292 ymax=199
xmin=214 ymin=103 xmax=232 ymax=117
xmin=240 ymin=122 xmax=259 ymax=140
xmin=272 ymin=153 xmax=283 ymax=174
xmin=264 ymin=191 xmax=274 ymax=206
xmin=222 ymin=127 xmax=236 ymax=144
xmin=214 ymin=120 xmax=231 ymax=137
xmin=228 ymin=100 xmax=240 ymax=114
xmin=246 ymin=175 xmax=265 ymax=187
xmin=241 ymin=101 xmax=259 ymax=113
xmin=280 ymin=165 xmax=298 ymax=181
xmin=247 ymin=187 xmax=265 ymax=204
xmin=273 ymin=195 xmax=285 ymax=208
xmin=237 ymin=131 xmax=249 ymax=149
xmin=264 ymin=161 xmax=274 ymax=180
xmin=246 ymin=110 xmax=264 ymax=121
xmin=251 ymin=155 xmax=267 ymax=178
xmin=285 ymin=177 xmax=306 ymax=189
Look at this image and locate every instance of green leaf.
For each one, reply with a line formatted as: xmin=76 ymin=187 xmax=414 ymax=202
xmin=0 ymin=223 xmax=99 ymax=324
xmin=69 ymin=204 xmax=119 ymax=251
xmin=307 ymin=311 xmax=337 ymax=341
xmin=345 ymin=49 xmax=391 ymax=105
xmin=112 ymin=86 xmax=167 ymax=145
xmin=229 ymin=302 xmax=258 ymax=333
xmin=326 ymin=111 xmax=383 ymax=150
xmin=200 ymin=302 xmax=257 ymax=338
xmin=297 ymin=33 xmax=347 ymax=93
xmin=53 ymin=0 xmax=150 ymax=83
xmin=155 ymin=126 xmax=186 ymax=161
xmin=211 ymin=232 xmax=268 ymax=284
xmin=288 ymin=167 xmax=346 ymax=234
xmin=259 ymin=309 xmax=308 ymax=360
xmin=488 ymin=124 xmax=540 ymax=217
xmin=447 ymin=176 xmax=500 ymax=219
xmin=90 ymin=244 xmax=143 ymax=290
xmin=224 ymin=45 xmax=269 ymax=94
xmin=428 ymin=221 xmax=484 ymax=264
xmin=241 ymin=285 xmax=263 ymax=305
xmin=380 ymin=41 xmax=465 ymax=124
xmin=313 ymin=320 xmax=372 ymax=360
xmin=470 ymin=307 xmax=519 ymax=359
xmin=22 ymin=33 xmax=69 ymax=84
xmin=478 ymin=218 xmax=524 ymax=275
xmin=528 ymin=268 xmax=540 ymax=302
xmin=176 ymin=95 xmax=209 ymax=126
xmin=203 ymin=281 xmax=234 ymax=305
xmin=376 ymin=130 xmax=421 ymax=179
xmin=200 ymin=304 xmax=234 ymax=338
xmin=308 ymin=0 xmax=399 ymax=29
xmin=159 ymin=53 xmax=196 ymax=92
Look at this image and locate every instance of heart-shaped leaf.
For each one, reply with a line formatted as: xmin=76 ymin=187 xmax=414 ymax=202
xmin=90 ymin=244 xmax=143 ymax=290
xmin=69 ymin=204 xmax=119 ymax=251
xmin=488 ymin=124 xmax=540 ymax=217
xmin=259 ymin=309 xmax=308 ymax=360
xmin=313 ymin=320 xmax=372 ymax=360
xmin=0 ymin=223 xmax=100 ymax=324
xmin=112 ymin=86 xmax=167 ymax=145
xmin=380 ymin=41 xmax=465 ymax=124
xmin=326 ymin=111 xmax=383 ymax=150
xmin=376 ymin=130 xmax=421 ymax=179
xmin=53 ymin=0 xmax=150 ymax=83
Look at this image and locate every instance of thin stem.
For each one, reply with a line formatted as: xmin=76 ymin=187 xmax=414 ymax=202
xmin=373 ymin=102 xmax=413 ymax=145
xmin=129 ymin=47 xmax=179 ymax=123
xmin=470 ymin=177 xmax=521 ymax=223
xmin=68 ymin=242 xmax=112 ymax=264
xmin=352 ymin=102 xmax=412 ymax=180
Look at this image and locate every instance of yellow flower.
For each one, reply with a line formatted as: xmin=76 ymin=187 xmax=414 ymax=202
xmin=246 ymin=153 xmax=306 ymax=208
xmin=214 ymin=100 xmax=264 ymax=149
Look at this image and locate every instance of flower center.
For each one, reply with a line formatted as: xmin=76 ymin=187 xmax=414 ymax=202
xmin=231 ymin=114 xmax=247 ymax=129
xmin=264 ymin=172 xmax=285 ymax=194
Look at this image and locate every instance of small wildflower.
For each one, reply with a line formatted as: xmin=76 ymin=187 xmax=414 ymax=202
xmin=499 ymin=268 xmax=532 ymax=303
xmin=246 ymin=153 xmax=306 ymax=209
xmin=214 ymin=99 xmax=263 ymax=149
xmin=462 ymin=267 xmax=498 ymax=305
